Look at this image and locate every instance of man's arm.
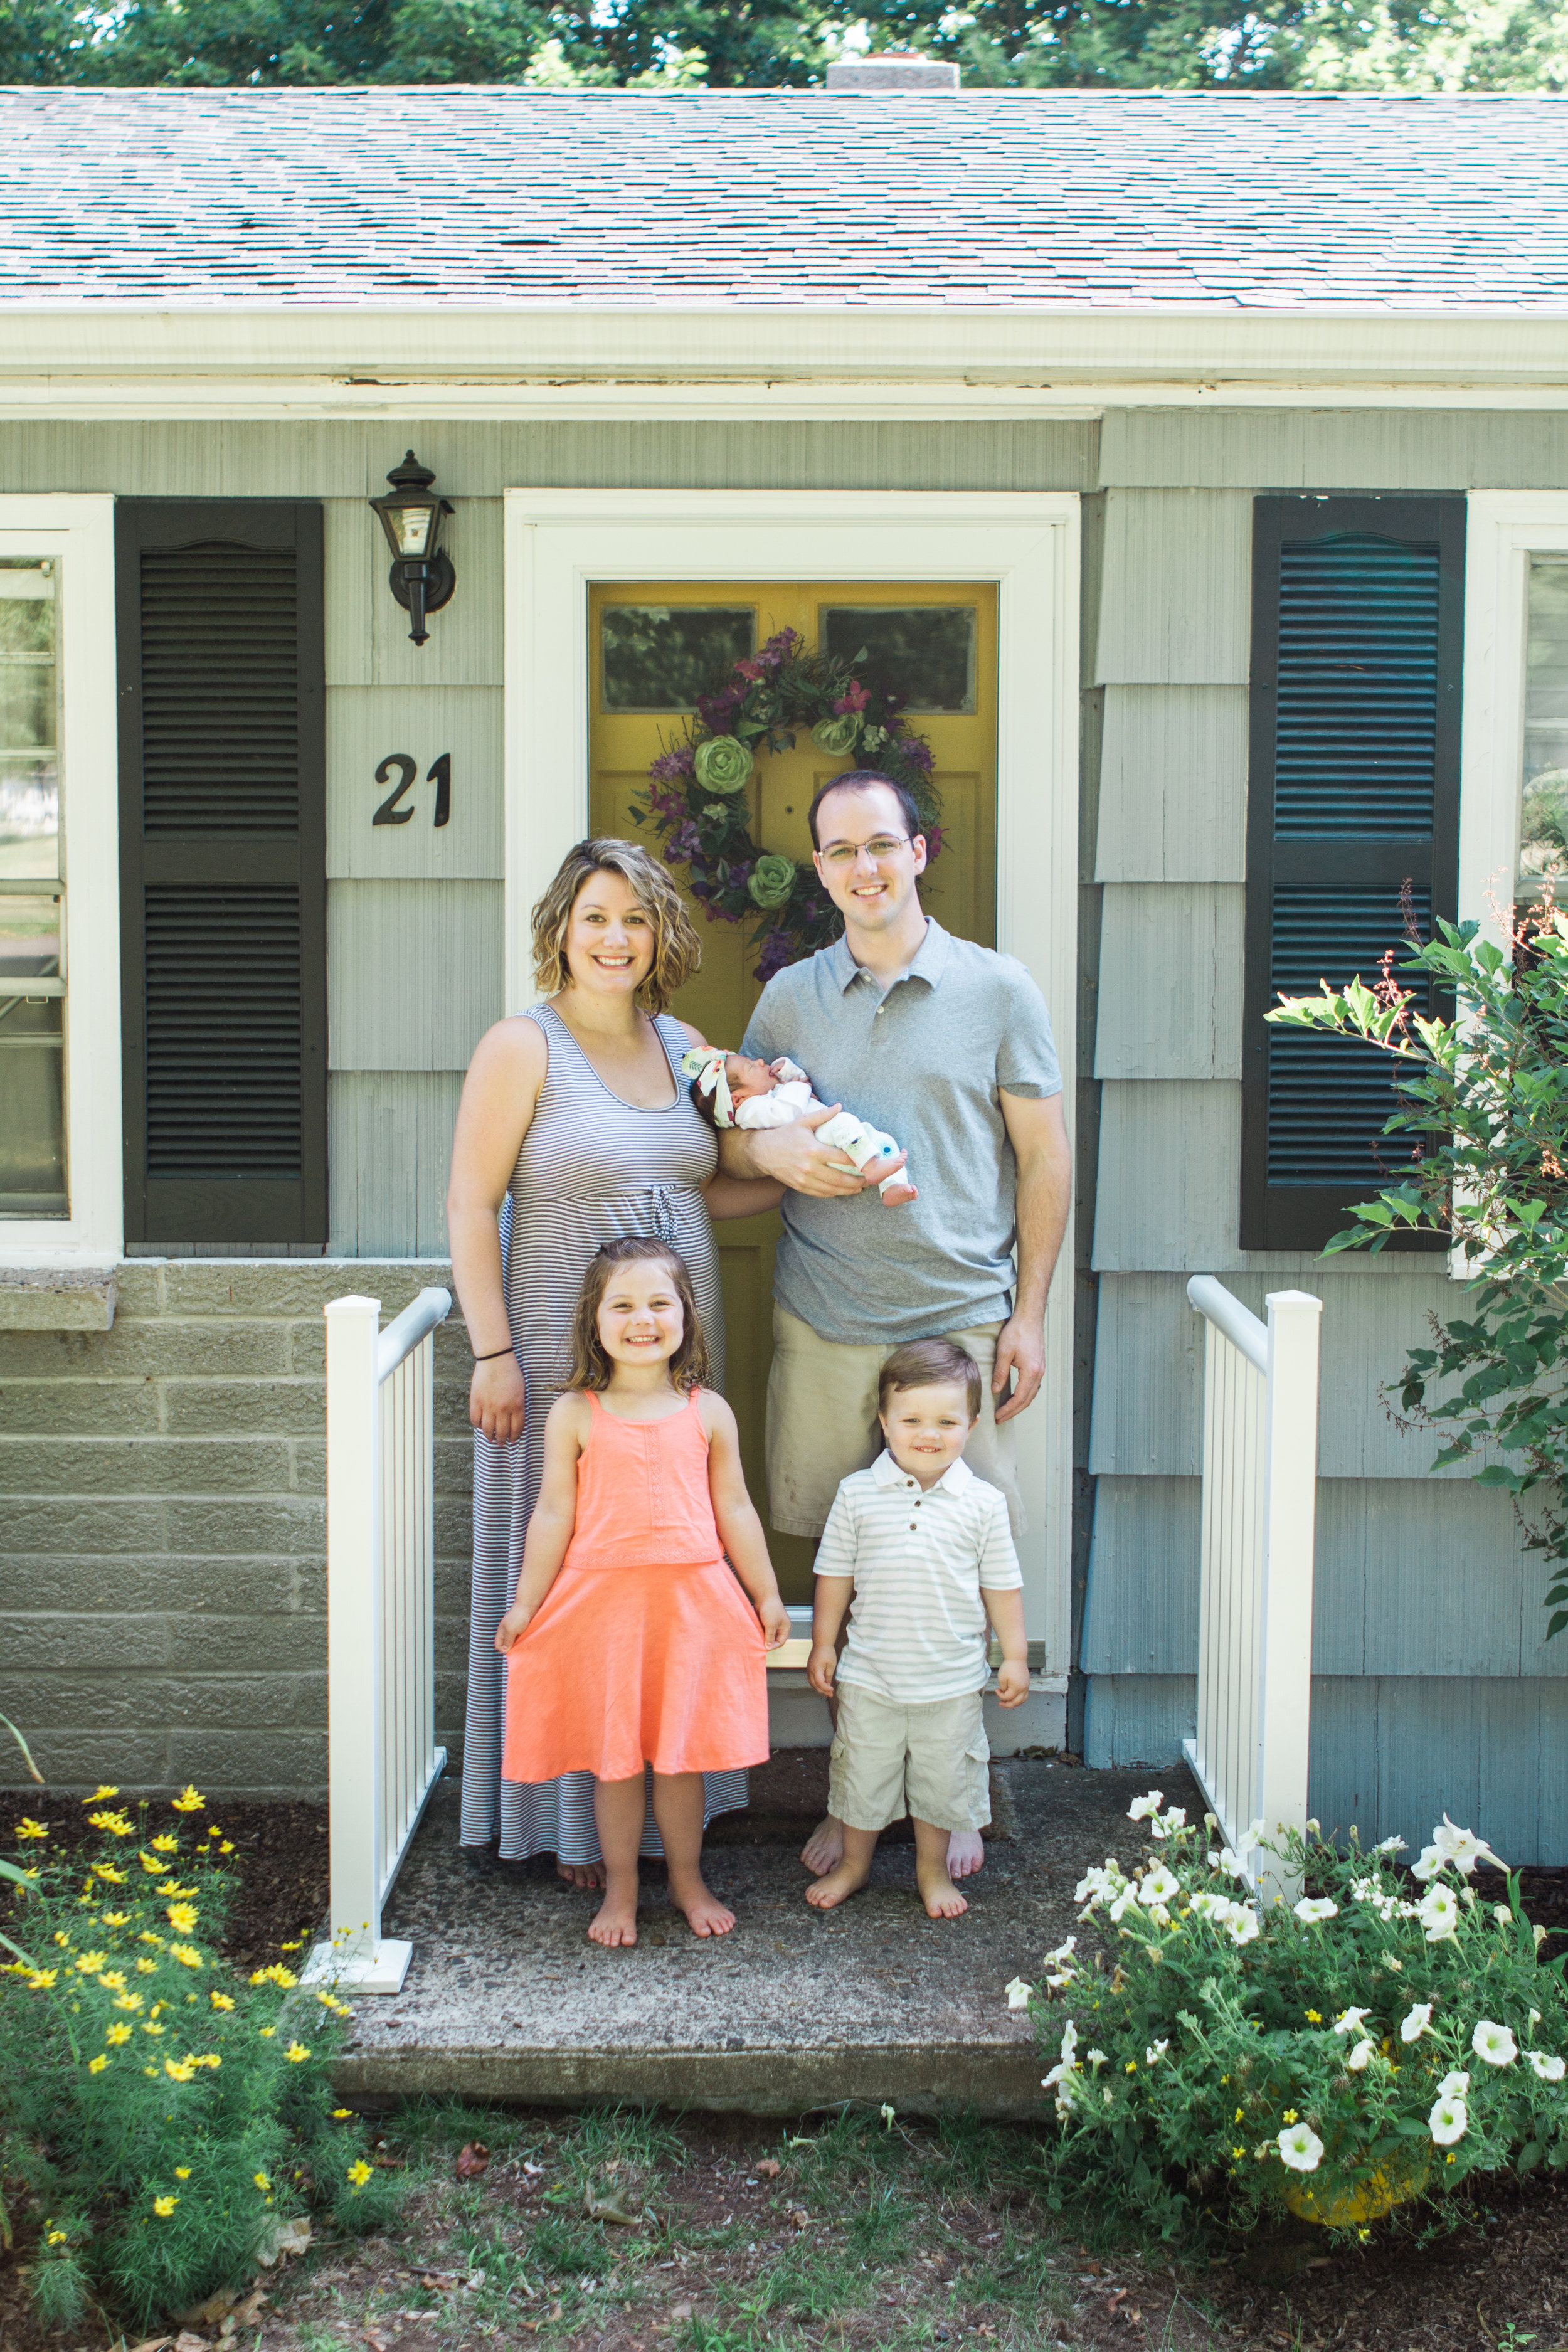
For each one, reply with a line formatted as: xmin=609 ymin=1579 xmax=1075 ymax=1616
xmin=992 ymin=1089 xmax=1073 ymax=1425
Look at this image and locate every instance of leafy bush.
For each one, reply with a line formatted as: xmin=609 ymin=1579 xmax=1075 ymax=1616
xmin=1268 ymin=904 xmax=1568 ymax=1629
xmin=0 ymin=1786 xmax=398 ymax=2328
xmin=1026 ymin=1791 xmax=1568 ymax=2240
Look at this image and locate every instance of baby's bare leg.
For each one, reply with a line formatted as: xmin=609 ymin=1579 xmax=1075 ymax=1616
xmin=805 ymin=1823 xmax=878 ymax=1910
xmin=913 ymin=1817 xmax=969 ymax=1919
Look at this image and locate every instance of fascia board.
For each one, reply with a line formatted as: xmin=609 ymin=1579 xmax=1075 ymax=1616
xmin=3 ymin=302 xmax=1568 ymax=390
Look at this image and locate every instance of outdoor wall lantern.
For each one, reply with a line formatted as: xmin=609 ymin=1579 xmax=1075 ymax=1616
xmin=369 ymin=450 xmax=456 ymax=647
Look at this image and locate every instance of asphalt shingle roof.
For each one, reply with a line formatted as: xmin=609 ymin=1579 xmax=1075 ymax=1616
xmin=3 ymin=85 xmax=1567 ymax=310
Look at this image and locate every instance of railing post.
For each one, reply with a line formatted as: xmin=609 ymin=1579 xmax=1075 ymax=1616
xmin=1255 ymin=1288 xmax=1323 ymax=1907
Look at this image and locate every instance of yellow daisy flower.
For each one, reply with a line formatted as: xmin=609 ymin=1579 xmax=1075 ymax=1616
xmin=347 ymin=2160 xmax=373 ymax=2190
xmin=169 ymin=1944 xmax=203 ymax=1970
xmin=88 ymin=2054 xmax=109 ymax=2074
xmin=84 ymin=1785 xmax=119 ymax=1803
xmin=164 ymin=2058 xmax=196 ymax=2082
xmin=103 ymin=1911 xmax=130 ymax=1926
xmin=46 ymin=2230 xmax=68 ymax=2245
xmin=171 ymin=1786 xmax=206 ymax=1813
xmin=88 ymin=1810 xmax=134 ymax=1839
xmin=113 ymin=1993 xmax=144 ymax=2012
xmin=28 ymin=1968 xmax=58 ymax=1990
xmin=176 ymin=2167 xmax=191 ymax=2180
xmin=210 ymin=1991 xmax=235 ymax=2011
xmin=16 ymin=1817 xmax=48 ymax=1841
xmin=253 ymin=2171 xmax=271 ymax=2192
xmin=285 ymin=2042 xmax=310 ymax=2063
xmin=107 ymin=2023 xmax=133 ymax=2045
xmin=151 ymin=1834 xmax=180 ymax=1854
xmin=98 ymin=1970 xmax=127 ymax=1991
xmin=152 ymin=2195 xmax=178 ymax=2217
xmin=166 ymin=1905 xmax=199 ymax=1935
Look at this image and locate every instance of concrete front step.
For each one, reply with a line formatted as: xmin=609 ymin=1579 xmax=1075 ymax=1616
xmin=334 ymin=1761 xmax=1180 ymax=2119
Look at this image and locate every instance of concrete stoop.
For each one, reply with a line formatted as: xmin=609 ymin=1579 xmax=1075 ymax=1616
xmin=335 ymin=1761 xmax=1180 ymax=2119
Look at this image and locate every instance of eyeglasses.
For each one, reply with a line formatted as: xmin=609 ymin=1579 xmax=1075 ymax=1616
xmin=818 ymin=835 xmax=911 ymax=871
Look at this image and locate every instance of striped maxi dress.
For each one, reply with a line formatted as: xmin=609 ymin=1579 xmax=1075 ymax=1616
xmin=458 ymin=1001 xmax=749 ymax=1862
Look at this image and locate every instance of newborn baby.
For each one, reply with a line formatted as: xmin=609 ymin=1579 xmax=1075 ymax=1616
xmin=682 ymin=1047 xmax=917 ymax=1208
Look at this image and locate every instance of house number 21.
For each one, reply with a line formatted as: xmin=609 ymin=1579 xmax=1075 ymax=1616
xmin=373 ymin=752 xmax=452 ymax=829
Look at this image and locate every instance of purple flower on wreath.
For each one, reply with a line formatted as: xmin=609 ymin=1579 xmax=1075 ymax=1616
xmin=833 ymin=681 xmax=871 ymax=716
xmin=758 ymin=628 xmax=800 ymax=668
xmin=649 ymin=745 xmax=696 ymax=783
xmin=696 ymin=686 xmax=744 ymax=731
xmin=901 ymin=737 xmax=935 ymax=775
xmin=753 ymin=928 xmax=797 ymax=985
xmin=668 ymin=822 xmax=701 ymax=860
xmin=924 ymin=823 xmax=944 ymax=862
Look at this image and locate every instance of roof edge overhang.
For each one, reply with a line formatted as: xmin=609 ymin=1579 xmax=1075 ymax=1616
xmin=1 ymin=302 xmax=1567 ymax=415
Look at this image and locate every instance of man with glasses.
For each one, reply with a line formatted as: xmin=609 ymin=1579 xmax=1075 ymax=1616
xmin=721 ymin=769 xmax=1071 ymax=1882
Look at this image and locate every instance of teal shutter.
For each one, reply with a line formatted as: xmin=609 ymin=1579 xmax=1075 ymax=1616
xmin=117 ymin=502 xmax=326 ymax=1244
xmin=1241 ymin=496 xmax=1463 ymax=1252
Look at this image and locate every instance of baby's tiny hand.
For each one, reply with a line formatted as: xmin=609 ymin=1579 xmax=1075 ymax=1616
xmin=996 ymin=1658 xmax=1030 ymax=1708
xmin=494 ymin=1605 xmax=532 ymax=1655
xmin=759 ymin=1596 xmax=793 ymax=1650
xmin=807 ymin=1641 xmax=838 ymax=1698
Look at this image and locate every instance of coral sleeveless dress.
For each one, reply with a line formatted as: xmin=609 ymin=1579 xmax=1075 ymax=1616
xmin=502 ymin=1389 xmax=770 ymax=1785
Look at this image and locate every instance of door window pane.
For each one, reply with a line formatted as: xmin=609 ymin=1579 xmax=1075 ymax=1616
xmin=1522 ymin=558 xmax=1568 ymax=900
xmin=0 ymin=558 xmax=65 ymax=1217
xmin=821 ymin=605 xmax=977 ymax=712
xmin=600 ymin=605 xmax=755 ymax=711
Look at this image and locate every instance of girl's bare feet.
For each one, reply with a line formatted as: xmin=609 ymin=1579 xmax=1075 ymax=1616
xmin=805 ymin=1855 xmax=872 ymax=1910
xmin=558 ymin=1860 xmax=608 ymax=1891
xmin=669 ymin=1869 xmax=735 ymax=1937
xmin=588 ymin=1877 xmax=639 ymax=1946
xmin=916 ymin=1858 xmax=969 ymax=1919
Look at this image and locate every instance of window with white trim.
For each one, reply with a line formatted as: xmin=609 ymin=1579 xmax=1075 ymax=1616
xmin=0 ymin=502 xmax=120 ymax=1263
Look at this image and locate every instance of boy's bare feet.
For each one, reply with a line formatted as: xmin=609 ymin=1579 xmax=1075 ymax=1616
xmin=669 ymin=1870 xmax=736 ymax=1937
xmin=558 ymin=1860 xmax=608 ymax=1891
xmin=588 ymin=1880 xmax=639 ymax=1946
xmin=946 ymin=1831 xmax=985 ymax=1880
xmin=879 ymin=1180 xmax=918 ymax=1208
xmin=800 ymin=1814 xmax=844 ymax=1875
xmin=916 ymin=1858 xmax=969 ymax=1919
xmin=805 ymin=1854 xmax=873 ymax=1910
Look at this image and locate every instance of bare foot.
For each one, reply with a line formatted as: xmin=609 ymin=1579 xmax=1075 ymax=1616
xmin=946 ymin=1830 xmax=985 ymax=1880
xmin=669 ymin=1872 xmax=736 ymax=1937
xmin=588 ymin=1885 xmax=638 ymax=1947
xmin=879 ymin=1181 xmax=919 ymax=1208
xmin=800 ymin=1814 xmax=845 ymax=1876
xmin=557 ymin=1859 xmax=608 ymax=1891
xmin=916 ymin=1860 xmax=969 ymax=1920
xmin=805 ymin=1856 xmax=873 ymax=1911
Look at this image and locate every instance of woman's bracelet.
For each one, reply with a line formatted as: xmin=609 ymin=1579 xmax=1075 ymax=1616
xmin=473 ymin=1345 xmax=514 ymax=1362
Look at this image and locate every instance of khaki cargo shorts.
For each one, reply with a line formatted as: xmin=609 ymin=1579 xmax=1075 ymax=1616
xmin=765 ymin=1301 xmax=1025 ymax=1539
xmin=827 ymin=1683 xmax=992 ymax=1837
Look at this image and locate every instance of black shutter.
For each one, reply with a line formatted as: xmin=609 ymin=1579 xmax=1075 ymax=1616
xmin=117 ymin=502 xmax=326 ymax=1244
xmin=1241 ymin=496 xmax=1463 ymax=1251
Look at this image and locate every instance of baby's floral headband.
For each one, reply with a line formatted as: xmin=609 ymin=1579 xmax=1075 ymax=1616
xmin=681 ymin=1045 xmax=736 ymax=1127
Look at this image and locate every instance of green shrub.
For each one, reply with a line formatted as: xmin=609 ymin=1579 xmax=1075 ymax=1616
xmin=1027 ymin=1791 xmax=1568 ymax=2240
xmin=1 ymin=1786 xmax=398 ymax=2328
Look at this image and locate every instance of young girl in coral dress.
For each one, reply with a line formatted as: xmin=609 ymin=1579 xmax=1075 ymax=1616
xmin=496 ymin=1235 xmax=790 ymax=1946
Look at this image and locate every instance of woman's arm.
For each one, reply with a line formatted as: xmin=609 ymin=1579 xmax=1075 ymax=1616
xmin=495 ymin=1395 xmax=586 ymax=1651
xmin=447 ymin=1017 xmax=549 ymax=1444
xmin=699 ymin=1392 xmax=790 ymax=1648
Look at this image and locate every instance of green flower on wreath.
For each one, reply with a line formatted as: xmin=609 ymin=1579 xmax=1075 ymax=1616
xmin=811 ymin=713 xmax=861 ymax=757
xmin=748 ymin=852 xmax=797 ymax=911
xmin=693 ymin=735 xmax=755 ymax=794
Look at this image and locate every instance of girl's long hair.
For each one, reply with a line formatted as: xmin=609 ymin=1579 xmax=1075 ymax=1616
xmin=560 ymin=1235 xmax=711 ymax=1396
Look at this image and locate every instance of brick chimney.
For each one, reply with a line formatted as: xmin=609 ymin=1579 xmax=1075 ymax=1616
xmin=824 ymin=52 xmax=960 ymax=92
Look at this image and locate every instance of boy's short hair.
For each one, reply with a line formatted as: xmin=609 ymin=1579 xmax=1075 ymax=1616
xmin=877 ymin=1338 xmax=983 ymax=1423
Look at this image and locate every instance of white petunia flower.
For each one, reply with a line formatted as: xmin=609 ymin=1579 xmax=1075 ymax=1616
xmin=1411 ymin=1845 xmax=1444 ymax=1883
xmin=1433 ymin=1816 xmax=1503 ymax=1877
xmin=1495 ymin=1905 xmax=1514 ymax=1927
xmin=1126 ymin=1791 xmax=1165 ymax=1821
xmin=1471 ymin=2020 xmax=1518 ymax=2068
xmin=1225 ymin=1907 xmax=1260 ymax=1946
xmin=1145 ymin=2040 xmax=1170 ymax=2065
xmin=1436 ymin=2070 xmax=1470 ymax=2099
xmin=1401 ymin=2003 xmax=1433 ymax=2043
xmin=1044 ymin=1939 xmax=1078 ymax=1967
xmin=1333 ymin=2008 xmax=1372 ymax=2036
xmin=1059 ymin=2019 xmax=1079 ymax=2063
xmin=1086 ymin=2048 xmax=1109 ymax=2071
xmin=1209 ymin=1848 xmax=1250 ymax=1878
xmin=1148 ymin=1807 xmax=1188 ymax=1841
xmin=1144 ymin=1902 xmax=1172 ymax=1929
xmin=1346 ymin=2039 xmax=1375 ymax=2073
xmin=1108 ymin=1885 xmax=1141 ymax=1924
xmin=1141 ymin=1864 xmax=1180 ymax=1905
xmin=1277 ymin=2122 xmax=1324 ymax=2173
xmin=1005 ymin=1978 xmax=1033 ymax=2011
xmin=1417 ymin=1884 xmax=1461 ymax=1943
xmin=1429 ymin=2095 xmax=1468 ymax=2148
xmin=1528 ymin=2051 xmax=1566 ymax=2082
xmin=1044 ymin=1965 xmax=1078 ymax=1989
xmin=1293 ymin=1897 xmax=1339 ymax=1924
xmin=1374 ymin=1835 xmax=1407 ymax=1855
xmin=1531 ymin=2008 xmax=1543 ymax=2025
xmin=1074 ymin=1862 xmax=1124 ymax=1907
xmin=1188 ymin=1888 xmax=1221 ymax=1920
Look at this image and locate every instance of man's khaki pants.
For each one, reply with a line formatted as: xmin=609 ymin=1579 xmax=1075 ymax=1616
xmin=764 ymin=1301 xmax=1025 ymax=1539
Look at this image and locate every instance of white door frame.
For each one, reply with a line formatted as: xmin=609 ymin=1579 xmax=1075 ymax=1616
xmin=502 ymin=487 xmax=1080 ymax=1672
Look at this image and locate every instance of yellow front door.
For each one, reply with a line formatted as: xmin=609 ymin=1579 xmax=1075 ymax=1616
xmin=588 ymin=580 xmax=999 ymax=1599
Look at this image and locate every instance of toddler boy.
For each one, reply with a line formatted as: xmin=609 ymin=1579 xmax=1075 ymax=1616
xmin=804 ymin=1338 xmax=1029 ymax=1920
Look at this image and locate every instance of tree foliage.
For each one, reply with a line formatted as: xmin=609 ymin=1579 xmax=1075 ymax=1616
xmin=6 ymin=0 xmax=1565 ymax=90
xmin=1269 ymin=901 xmax=1568 ymax=1629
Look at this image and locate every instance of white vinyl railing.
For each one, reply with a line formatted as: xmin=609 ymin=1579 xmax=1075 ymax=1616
xmin=302 ymin=1287 xmax=452 ymax=1995
xmin=1183 ymin=1279 xmax=1322 ymax=1905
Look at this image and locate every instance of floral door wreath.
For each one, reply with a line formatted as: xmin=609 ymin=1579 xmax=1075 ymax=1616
xmin=632 ymin=628 xmax=943 ymax=983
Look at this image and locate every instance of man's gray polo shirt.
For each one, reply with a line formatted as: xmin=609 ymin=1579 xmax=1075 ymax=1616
xmin=741 ymin=919 xmax=1062 ymax=1345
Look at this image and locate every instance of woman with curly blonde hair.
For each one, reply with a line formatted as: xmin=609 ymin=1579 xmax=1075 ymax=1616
xmin=448 ymin=837 xmax=781 ymax=1888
